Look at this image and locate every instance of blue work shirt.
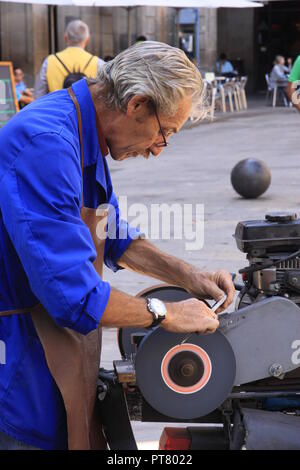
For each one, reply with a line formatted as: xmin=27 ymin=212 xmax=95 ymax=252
xmin=0 ymin=79 xmax=139 ymax=449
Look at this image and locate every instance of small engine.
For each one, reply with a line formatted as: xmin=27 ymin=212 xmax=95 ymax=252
xmin=235 ymin=211 xmax=300 ymax=308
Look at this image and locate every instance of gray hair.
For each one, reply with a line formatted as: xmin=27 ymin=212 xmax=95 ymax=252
xmin=65 ymin=20 xmax=89 ymax=46
xmin=90 ymin=41 xmax=204 ymax=120
xmin=275 ymin=55 xmax=284 ymax=63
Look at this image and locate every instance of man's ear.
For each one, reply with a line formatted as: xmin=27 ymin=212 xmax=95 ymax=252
xmin=126 ymin=95 xmax=151 ymax=120
xmin=84 ymin=35 xmax=91 ymax=48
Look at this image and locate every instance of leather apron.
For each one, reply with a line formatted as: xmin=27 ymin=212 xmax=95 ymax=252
xmin=0 ymin=88 xmax=107 ymax=450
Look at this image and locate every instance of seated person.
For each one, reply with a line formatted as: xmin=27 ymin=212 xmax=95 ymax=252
xmin=216 ymin=53 xmax=237 ymax=77
xmin=14 ymin=68 xmax=34 ymax=108
xmin=269 ymin=55 xmax=291 ymax=90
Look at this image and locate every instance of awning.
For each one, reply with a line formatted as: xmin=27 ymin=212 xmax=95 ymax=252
xmin=0 ymin=0 xmax=263 ymax=8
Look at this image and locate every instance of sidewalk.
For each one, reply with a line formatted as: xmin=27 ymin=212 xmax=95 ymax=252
xmin=101 ymin=99 xmax=299 ymax=449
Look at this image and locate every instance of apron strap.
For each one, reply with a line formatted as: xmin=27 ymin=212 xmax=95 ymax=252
xmin=0 ymin=305 xmax=39 ymax=317
xmin=0 ymin=88 xmax=84 ymax=318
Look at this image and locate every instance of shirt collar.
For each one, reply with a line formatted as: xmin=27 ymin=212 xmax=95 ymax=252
xmin=71 ymin=79 xmax=108 ymax=194
xmin=95 ymin=113 xmax=109 ymax=158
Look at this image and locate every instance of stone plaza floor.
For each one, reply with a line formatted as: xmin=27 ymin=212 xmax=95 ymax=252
xmin=100 ymin=98 xmax=299 ymax=449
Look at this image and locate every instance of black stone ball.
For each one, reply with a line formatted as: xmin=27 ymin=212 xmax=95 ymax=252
xmin=231 ymin=158 xmax=271 ymax=199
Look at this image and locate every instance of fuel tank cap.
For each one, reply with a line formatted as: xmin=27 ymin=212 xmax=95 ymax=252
xmin=265 ymin=212 xmax=297 ymax=223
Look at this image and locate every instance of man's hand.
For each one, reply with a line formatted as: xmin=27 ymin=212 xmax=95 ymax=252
xmin=163 ymin=299 xmax=219 ymax=334
xmin=100 ymin=289 xmax=219 ymax=334
xmin=185 ymin=269 xmax=235 ymax=312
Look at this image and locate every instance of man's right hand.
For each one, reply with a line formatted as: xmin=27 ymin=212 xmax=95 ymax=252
xmin=100 ymin=289 xmax=219 ymax=333
xmin=163 ymin=299 xmax=219 ymax=334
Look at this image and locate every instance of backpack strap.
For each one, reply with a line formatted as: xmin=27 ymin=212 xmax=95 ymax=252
xmin=55 ymin=52 xmax=94 ymax=75
xmin=54 ymin=53 xmax=72 ymax=75
xmin=82 ymin=54 xmax=95 ymax=73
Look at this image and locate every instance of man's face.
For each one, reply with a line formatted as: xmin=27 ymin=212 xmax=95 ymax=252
xmin=14 ymin=69 xmax=24 ymax=84
xmin=108 ymin=95 xmax=192 ymax=161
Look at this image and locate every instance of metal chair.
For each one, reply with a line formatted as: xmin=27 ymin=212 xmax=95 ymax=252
xmin=232 ymin=76 xmax=248 ymax=110
xmin=265 ymin=74 xmax=276 ymax=106
xmin=203 ymin=79 xmax=218 ymax=121
xmin=231 ymin=78 xmax=241 ymax=111
xmin=265 ymin=74 xmax=288 ymax=107
xmin=239 ymin=76 xmax=248 ymax=110
xmin=221 ymin=80 xmax=235 ymax=112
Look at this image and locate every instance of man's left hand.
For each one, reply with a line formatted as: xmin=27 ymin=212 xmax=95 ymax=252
xmin=185 ymin=269 xmax=235 ymax=312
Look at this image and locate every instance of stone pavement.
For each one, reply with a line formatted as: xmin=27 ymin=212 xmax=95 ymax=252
xmin=100 ymin=99 xmax=299 ymax=449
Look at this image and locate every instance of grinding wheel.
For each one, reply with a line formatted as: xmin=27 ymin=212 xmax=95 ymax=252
xmin=135 ymin=327 xmax=236 ymax=420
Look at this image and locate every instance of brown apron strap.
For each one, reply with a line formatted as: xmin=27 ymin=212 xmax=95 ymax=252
xmin=0 ymin=89 xmax=84 ymax=319
xmin=67 ymin=87 xmax=84 ymax=208
xmin=0 ymin=304 xmax=41 ymax=317
xmin=0 ymin=308 xmax=31 ymax=317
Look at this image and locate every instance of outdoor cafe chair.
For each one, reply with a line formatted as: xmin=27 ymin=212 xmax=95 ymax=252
xmin=188 ymin=78 xmax=218 ymax=123
xmin=265 ymin=73 xmax=288 ymax=107
xmin=231 ymin=77 xmax=247 ymax=112
xmin=230 ymin=76 xmax=248 ymax=111
xmin=239 ymin=76 xmax=248 ymax=109
xmin=202 ymin=79 xmax=217 ymax=121
xmin=220 ymin=80 xmax=235 ymax=112
xmin=204 ymin=73 xmax=226 ymax=115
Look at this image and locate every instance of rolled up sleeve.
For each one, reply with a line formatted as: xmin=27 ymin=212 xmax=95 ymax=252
xmin=104 ymin=191 xmax=142 ymax=272
xmin=0 ymin=132 xmax=110 ymax=335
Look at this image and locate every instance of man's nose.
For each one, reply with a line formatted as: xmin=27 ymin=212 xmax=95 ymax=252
xmin=149 ymin=144 xmax=164 ymax=157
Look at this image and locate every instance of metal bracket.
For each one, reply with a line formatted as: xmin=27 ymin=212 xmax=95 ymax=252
xmin=113 ymin=359 xmax=136 ymax=384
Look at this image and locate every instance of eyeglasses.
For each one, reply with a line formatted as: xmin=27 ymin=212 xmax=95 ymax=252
xmin=153 ymin=106 xmax=168 ymax=148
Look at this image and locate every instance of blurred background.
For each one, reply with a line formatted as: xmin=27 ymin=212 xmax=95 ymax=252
xmin=1 ymin=0 xmax=299 ymax=93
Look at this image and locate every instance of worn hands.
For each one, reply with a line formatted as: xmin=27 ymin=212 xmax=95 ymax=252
xmin=184 ymin=269 xmax=235 ymax=312
xmin=163 ymin=299 xmax=219 ymax=334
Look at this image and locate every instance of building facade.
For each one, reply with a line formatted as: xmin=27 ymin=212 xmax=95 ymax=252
xmin=0 ymin=3 xmax=217 ymax=88
xmin=1 ymin=1 xmax=298 ymax=92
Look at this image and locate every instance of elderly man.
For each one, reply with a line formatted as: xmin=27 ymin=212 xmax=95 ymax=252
xmin=0 ymin=41 xmax=234 ymax=450
xmin=270 ymin=56 xmax=291 ymax=90
xmin=34 ymin=19 xmax=104 ymax=98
